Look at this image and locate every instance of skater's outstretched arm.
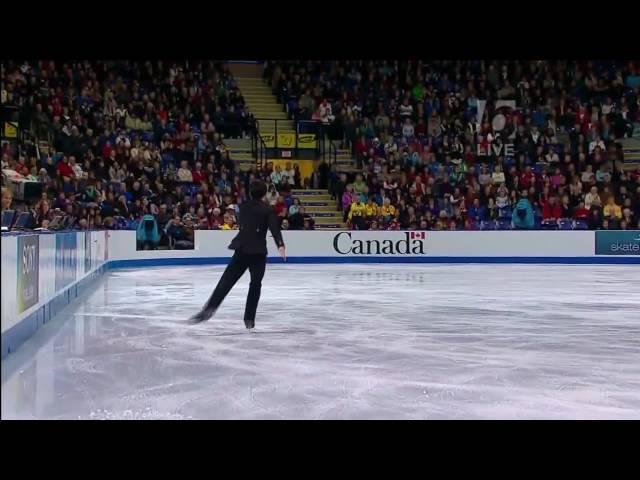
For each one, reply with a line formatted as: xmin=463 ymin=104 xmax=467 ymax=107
xmin=268 ymin=211 xmax=286 ymax=260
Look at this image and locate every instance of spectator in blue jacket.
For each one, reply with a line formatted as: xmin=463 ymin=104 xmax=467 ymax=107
xmin=467 ymin=198 xmax=487 ymax=223
xmin=136 ymin=214 xmax=160 ymax=250
xmin=512 ymin=192 xmax=535 ymax=230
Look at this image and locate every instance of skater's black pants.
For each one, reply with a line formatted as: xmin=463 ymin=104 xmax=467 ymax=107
xmin=204 ymin=251 xmax=266 ymax=322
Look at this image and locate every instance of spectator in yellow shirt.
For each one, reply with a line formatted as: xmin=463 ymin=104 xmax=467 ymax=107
xmin=380 ymin=198 xmax=396 ymax=221
xmin=365 ymin=198 xmax=379 ymax=219
xmin=348 ymin=198 xmax=367 ymax=230
xmin=603 ymin=197 xmax=622 ymax=219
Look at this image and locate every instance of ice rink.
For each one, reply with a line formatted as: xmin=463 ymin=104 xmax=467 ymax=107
xmin=2 ymin=263 xmax=640 ymax=420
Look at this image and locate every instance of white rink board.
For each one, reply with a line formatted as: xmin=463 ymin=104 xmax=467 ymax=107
xmin=107 ymin=230 xmax=597 ymax=261
xmin=1 ymin=232 xmax=108 ymax=337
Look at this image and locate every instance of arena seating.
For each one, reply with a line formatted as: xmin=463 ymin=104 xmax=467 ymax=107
xmin=1 ymin=60 xmax=639 ymax=235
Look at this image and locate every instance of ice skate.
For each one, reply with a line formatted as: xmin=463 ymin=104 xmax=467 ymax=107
xmin=189 ymin=307 xmax=216 ymax=324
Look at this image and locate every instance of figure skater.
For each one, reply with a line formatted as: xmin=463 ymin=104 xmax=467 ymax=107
xmin=190 ymin=181 xmax=286 ymax=328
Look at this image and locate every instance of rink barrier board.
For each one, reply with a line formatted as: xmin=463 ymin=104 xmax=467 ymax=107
xmin=108 ymin=256 xmax=640 ymax=269
xmin=2 ymin=229 xmax=639 ymax=358
xmin=1 ymin=265 xmax=108 ymax=358
xmin=1 ymin=231 xmax=108 ymax=358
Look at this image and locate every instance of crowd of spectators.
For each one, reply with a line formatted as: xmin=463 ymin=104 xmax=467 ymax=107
xmin=1 ymin=61 xmax=315 ymax=247
xmin=2 ymin=60 xmax=640 ymax=236
xmin=266 ymin=60 xmax=640 ymax=230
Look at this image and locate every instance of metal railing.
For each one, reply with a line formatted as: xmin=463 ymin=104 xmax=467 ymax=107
xmin=252 ymin=118 xmax=323 ymax=156
xmin=256 ymin=133 xmax=268 ymax=169
xmin=328 ymin=140 xmax=337 ymax=167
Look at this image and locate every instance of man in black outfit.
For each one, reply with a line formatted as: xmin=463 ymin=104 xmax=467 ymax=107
xmin=189 ymin=181 xmax=286 ymax=329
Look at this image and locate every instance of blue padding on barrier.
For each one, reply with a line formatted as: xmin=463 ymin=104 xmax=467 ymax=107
xmin=1 ymin=265 xmax=107 ymax=358
xmin=108 ymin=256 xmax=640 ymax=269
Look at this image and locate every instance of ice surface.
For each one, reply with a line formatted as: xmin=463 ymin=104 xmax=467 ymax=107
xmin=2 ymin=264 xmax=640 ymax=420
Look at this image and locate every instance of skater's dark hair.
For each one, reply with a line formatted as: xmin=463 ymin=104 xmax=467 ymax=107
xmin=250 ymin=181 xmax=267 ymax=200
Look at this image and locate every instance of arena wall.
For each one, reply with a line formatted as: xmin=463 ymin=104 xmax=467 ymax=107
xmin=2 ymin=229 xmax=639 ymax=357
xmin=1 ymin=231 xmax=108 ymax=357
xmin=107 ymin=230 xmax=640 ymax=267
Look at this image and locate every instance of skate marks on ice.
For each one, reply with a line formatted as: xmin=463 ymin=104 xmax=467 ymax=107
xmin=2 ymin=264 xmax=640 ymax=419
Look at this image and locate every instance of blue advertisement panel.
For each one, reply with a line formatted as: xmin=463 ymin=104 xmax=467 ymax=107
xmin=595 ymin=231 xmax=640 ymax=255
xmin=16 ymin=236 xmax=40 ymax=313
xmin=55 ymin=233 xmax=78 ymax=291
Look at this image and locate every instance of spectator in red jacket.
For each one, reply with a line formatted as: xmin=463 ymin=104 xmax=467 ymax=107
xmin=519 ymin=166 xmax=536 ymax=190
xmin=56 ymin=156 xmax=75 ymax=179
xmin=192 ymin=162 xmax=204 ymax=184
xmin=542 ymin=196 xmax=562 ymax=220
xmin=574 ymin=201 xmax=590 ymax=219
xmin=354 ymin=135 xmax=369 ymax=167
xmin=274 ymin=196 xmax=288 ymax=218
xmin=208 ymin=207 xmax=224 ymax=230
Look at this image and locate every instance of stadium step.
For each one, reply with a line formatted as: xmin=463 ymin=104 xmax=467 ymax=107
xmin=291 ymin=189 xmax=328 ymax=196
xmin=242 ymin=100 xmax=280 ymax=107
xmin=297 ymin=195 xmax=332 ymax=202
xmin=621 ymin=138 xmax=640 ymax=170
xmin=252 ymin=112 xmax=289 ymax=120
xmin=258 ymin=124 xmax=295 ymax=131
xmin=314 ymin=224 xmax=345 ymax=229
xmin=301 ymin=205 xmax=337 ymax=213
xmin=236 ymin=74 xmax=295 ymax=141
xmin=307 ymin=213 xmax=343 ymax=222
xmin=287 ymin=188 xmax=345 ymax=227
xmin=242 ymin=95 xmax=278 ymax=103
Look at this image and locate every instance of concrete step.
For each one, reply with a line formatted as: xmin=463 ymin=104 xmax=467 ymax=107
xmin=240 ymin=89 xmax=274 ymax=96
xmin=336 ymin=166 xmax=362 ymax=174
xmin=237 ymin=81 xmax=270 ymax=87
xmin=236 ymin=77 xmax=267 ymax=83
xmin=296 ymin=195 xmax=332 ymax=202
xmin=291 ymin=189 xmax=329 ymax=196
xmin=244 ymin=97 xmax=277 ymax=104
xmin=243 ymin=100 xmax=281 ymax=107
xmin=258 ymin=123 xmax=295 ymax=129
xmin=227 ymin=63 xmax=263 ymax=77
xmin=249 ymin=104 xmax=285 ymax=110
xmin=299 ymin=201 xmax=332 ymax=208
xmin=306 ymin=212 xmax=343 ymax=220
xmin=249 ymin=109 xmax=283 ymax=116
xmin=302 ymin=205 xmax=338 ymax=213
xmin=224 ymin=138 xmax=252 ymax=149
xmin=251 ymin=112 xmax=288 ymax=119
xmin=313 ymin=223 xmax=345 ymax=229
xmin=232 ymin=155 xmax=254 ymax=162
xmin=258 ymin=129 xmax=296 ymax=135
xmin=243 ymin=93 xmax=277 ymax=101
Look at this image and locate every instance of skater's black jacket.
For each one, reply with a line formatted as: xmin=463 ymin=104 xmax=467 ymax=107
xmin=228 ymin=199 xmax=285 ymax=255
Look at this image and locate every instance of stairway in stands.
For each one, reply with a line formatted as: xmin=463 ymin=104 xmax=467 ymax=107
xmin=291 ymin=189 xmax=344 ymax=229
xmin=227 ymin=63 xmax=295 ymax=172
xmin=226 ymin=64 xmax=345 ymax=229
xmin=234 ymin=76 xmax=295 ymax=138
xmin=332 ymin=140 xmax=360 ymax=174
xmin=621 ymin=136 xmax=640 ymax=170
